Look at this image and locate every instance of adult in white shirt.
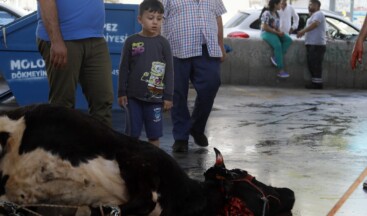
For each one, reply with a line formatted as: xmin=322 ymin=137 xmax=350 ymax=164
xmin=278 ymin=0 xmax=299 ymax=34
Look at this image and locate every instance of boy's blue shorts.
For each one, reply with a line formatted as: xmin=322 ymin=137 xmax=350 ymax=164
xmin=124 ymin=98 xmax=163 ymax=140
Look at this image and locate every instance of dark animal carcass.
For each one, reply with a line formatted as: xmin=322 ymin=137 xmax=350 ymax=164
xmin=0 ymin=104 xmax=295 ymax=216
xmin=204 ymin=148 xmax=295 ymax=216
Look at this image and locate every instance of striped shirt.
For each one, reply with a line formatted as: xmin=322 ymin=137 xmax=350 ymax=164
xmin=162 ymin=0 xmax=226 ymax=59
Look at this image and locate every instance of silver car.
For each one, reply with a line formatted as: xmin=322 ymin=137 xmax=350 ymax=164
xmin=224 ymin=8 xmax=360 ymax=40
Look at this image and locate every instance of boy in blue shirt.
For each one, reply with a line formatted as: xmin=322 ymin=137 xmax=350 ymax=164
xmin=118 ymin=0 xmax=174 ymax=147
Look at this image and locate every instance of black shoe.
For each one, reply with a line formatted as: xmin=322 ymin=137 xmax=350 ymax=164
xmin=305 ymin=83 xmax=323 ymax=89
xmin=172 ymin=140 xmax=188 ymax=152
xmin=190 ymin=130 xmax=208 ymax=147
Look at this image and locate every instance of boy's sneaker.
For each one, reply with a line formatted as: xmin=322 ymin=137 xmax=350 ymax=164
xmin=270 ymin=56 xmax=277 ymax=67
xmin=277 ymin=71 xmax=289 ymax=78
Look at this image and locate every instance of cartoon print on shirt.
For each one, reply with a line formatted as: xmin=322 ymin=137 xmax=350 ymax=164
xmin=141 ymin=61 xmax=166 ymax=99
xmin=132 ymin=42 xmax=145 ymax=56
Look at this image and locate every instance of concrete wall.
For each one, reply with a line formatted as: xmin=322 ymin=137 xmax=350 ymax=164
xmin=221 ymin=38 xmax=367 ymax=89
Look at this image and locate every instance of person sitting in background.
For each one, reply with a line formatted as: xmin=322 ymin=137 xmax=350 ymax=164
xmin=260 ymin=0 xmax=293 ymax=78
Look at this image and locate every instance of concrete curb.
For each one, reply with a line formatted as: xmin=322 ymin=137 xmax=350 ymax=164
xmin=221 ymin=38 xmax=367 ymax=89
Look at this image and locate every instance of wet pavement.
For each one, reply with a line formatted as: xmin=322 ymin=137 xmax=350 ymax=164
xmin=1 ymin=84 xmax=367 ymax=215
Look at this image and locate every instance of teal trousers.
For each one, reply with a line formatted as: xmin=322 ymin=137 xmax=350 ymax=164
xmin=261 ymin=32 xmax=292 ymax=69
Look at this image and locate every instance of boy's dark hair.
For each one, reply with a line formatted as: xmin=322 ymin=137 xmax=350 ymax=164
xmin=139 ymin=0 xmax=164 ymax=16
xmin=310 ymin=0 xmax=321 ymax=7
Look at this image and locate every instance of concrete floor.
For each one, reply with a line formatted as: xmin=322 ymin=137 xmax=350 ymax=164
xmin=112 ymin=86 xmax=367 ymax=216
xmin=1 ymin=85 xmax=367 ymax=215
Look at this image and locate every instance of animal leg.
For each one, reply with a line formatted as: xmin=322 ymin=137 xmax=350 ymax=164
xmin=119 ymin=191 xmax=156 ymax=216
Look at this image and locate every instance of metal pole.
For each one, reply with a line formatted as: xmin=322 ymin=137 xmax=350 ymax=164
xmin=327 ymin=167 xmax=367 ymax=216
xmin=329 ymin=0 xmax=335 ymax=12
xmin=350 ymin=0 xmax=354 ymax=22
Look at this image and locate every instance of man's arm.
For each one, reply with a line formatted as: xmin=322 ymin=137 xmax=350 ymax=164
xmin=357 ymin=16 xmax=367 ymax=41
xmin=351 ymin=16 xmax=367 ymax=69
xmin=217 ymin=16 xmax=226 ymax=61
xmin=38 ymin=0 xmax=67 ymax=68
xmin=160 ymin=0 xmax=169 ymax=37
xmin=297 ymin=21 xmax=319 ymax=38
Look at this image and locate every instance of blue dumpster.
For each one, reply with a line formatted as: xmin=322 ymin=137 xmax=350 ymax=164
xmin=0 ymin=3 xmax=140 ymax=109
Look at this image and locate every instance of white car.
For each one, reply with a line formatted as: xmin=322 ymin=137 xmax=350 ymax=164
xmin=224 ymin=8 xmax=360 ymax=40
xmin=0 ymin=3 xmax=29 ymax=28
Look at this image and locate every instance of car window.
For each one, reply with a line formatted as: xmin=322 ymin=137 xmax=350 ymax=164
xmin=224 ymin=12 xmax=250 ymax=28
xmin=326 ymin=16 xmax=359 ymax=36
xmin=250 ymin=18 xmax=261 ymax=30
xmin=295 ymin=13 xmax=309 ymax=33
xmin=0 ymin=8 xmax=18 ymax=26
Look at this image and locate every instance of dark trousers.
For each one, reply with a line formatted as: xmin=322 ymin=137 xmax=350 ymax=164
xmin=171 ymin=46 xmax=221 ymax=141
xmin=306 ymin=45 xmax=326 ymax=84
xmin=37 ymin=38 xmax=114 ymax=127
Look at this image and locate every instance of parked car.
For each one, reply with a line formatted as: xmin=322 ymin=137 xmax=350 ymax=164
xmin=224 ymin=8 xmax=360 ymax=41
xmin=0 ymin=3 xmax=28 ymax=28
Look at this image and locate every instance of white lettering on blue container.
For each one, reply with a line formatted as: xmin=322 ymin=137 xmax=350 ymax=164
xmin=104 ymin=33 xmax=128 ymax=44
xmin=9 ymin=59 xmax=46 ymax=80
xmin=11 ymin=70 xmax=47 ymax=79
xmin=104 ymin=23 xmax=118 ymax=32
xmin=10 ymin=59 xmax=45 ymax=70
